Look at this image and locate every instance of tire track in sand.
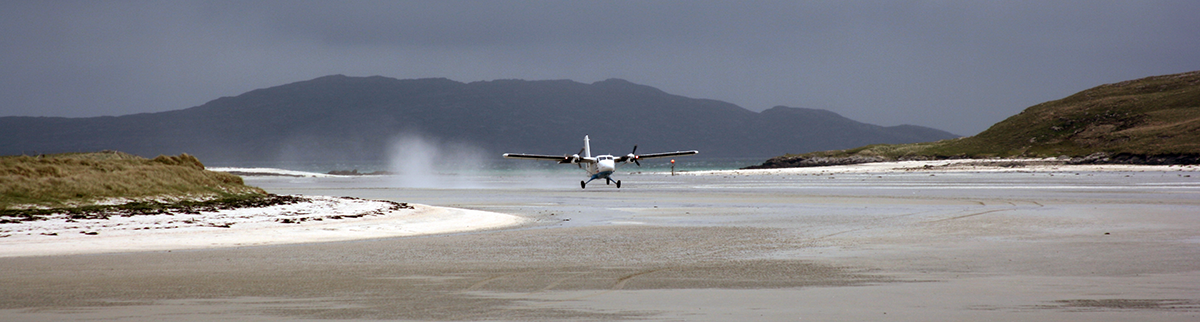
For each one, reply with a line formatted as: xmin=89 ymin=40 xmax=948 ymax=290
xmin=928 ymin=209 xmax=1009 ymax=223
xmin=467 ymin=269 xmax=542 ymax=291
xmin=556 ymin=267 xmax=670 ymax=301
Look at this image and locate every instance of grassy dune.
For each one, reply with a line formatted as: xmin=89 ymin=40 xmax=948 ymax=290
xmin=1 ymin=151 xmax=264 ymax=209
xmin=757 ymin=70 xmax=1200 ymax=167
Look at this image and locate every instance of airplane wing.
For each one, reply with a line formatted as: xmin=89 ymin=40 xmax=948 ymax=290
xmin=615 ymin=150 xmax=699 ymax=163
xmin=503 ymin=153 xmax=594 ymax=164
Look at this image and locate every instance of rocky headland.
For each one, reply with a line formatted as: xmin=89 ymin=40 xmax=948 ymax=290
xmin=746 ymin=152 xmax=1200 ymax=169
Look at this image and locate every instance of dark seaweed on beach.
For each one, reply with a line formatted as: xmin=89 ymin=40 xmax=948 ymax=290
xmin=0 ymin=194 xmax=312 ymax=222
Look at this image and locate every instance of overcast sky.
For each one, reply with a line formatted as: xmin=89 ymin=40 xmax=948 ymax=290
xmin=3 ymin=1 xmax=1197 ymax=135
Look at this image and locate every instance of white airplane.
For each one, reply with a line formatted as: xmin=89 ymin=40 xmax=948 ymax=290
xmin=503 ymin=135 xmax=698 ymax=189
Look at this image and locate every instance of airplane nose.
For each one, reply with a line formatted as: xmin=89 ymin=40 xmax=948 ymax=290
xmin=599 ymin=160 xmax=615 ymax=172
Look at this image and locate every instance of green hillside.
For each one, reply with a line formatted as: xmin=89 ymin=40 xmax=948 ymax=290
xmin=753 ymin=70 xmax=1200 ymax=167
xmin=1 ymin=151 xmax=264 ymax=209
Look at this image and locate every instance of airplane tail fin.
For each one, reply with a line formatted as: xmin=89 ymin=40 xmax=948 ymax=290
xmin=583 ymin=135 xmax=591 ymax=158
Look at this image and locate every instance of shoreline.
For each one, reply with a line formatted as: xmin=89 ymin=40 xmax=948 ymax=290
xmin=0 ymin=196 xmax=530 ymax=258
xmin=690 ymin=158 xmax=1200 ymax=176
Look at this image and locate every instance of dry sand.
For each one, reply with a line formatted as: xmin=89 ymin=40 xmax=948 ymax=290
xmin=1 ymin=162 xmax=1198 ymax=321
xmin=0 ymin=197 xmax=530 ymax=258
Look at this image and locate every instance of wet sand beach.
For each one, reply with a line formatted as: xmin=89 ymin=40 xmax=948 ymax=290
xmin=1 ymin=163 xmax=1198 ymax=321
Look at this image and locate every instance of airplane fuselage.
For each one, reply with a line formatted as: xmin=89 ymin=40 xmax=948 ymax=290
xmin=583 ymin=155 xmax=617 ymax=180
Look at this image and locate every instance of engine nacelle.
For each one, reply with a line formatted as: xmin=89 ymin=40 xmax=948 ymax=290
xmin=570 ymin=154 xmax=581 ymax=164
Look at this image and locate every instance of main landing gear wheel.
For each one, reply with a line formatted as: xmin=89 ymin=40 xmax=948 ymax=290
xmin=616 ymin=180 xmax=621 ymax=188
xmin=581 ymin=180 xmax=586 ymax=189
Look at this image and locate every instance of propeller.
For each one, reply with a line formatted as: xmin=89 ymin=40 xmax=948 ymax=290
xmin=570 ymin=147 xmax=584 ymax=163
xmin=626 ymin=145 xmax=640 ymax=166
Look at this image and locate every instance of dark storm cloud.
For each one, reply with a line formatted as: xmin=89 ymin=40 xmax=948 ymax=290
xmin=3 ymin=1 xmax=1198 ymax=135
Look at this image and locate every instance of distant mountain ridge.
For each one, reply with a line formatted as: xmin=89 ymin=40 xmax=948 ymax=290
xmin=1 ymin=75 xmax=958 ymax=164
